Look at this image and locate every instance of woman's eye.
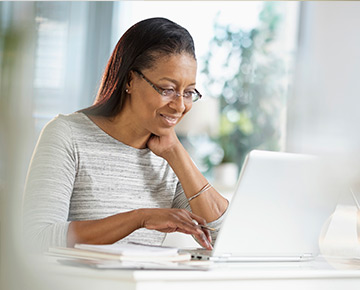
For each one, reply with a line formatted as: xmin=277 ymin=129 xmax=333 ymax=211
xmin=184 ymin=91 xmax=195 ymax=98
xmin=162 ymin=89 xmax=175 ymax=97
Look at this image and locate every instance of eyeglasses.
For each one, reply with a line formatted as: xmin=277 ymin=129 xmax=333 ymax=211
xmin=134 ymin=70 xmax=202 ymax=103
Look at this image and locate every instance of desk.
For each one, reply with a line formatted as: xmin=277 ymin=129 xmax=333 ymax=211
xmin=26 ymin=256 xmax=360 ymax=290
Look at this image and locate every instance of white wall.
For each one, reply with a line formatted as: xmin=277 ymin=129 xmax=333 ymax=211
xmin=286 ymin=1 xmax=360 ymax=187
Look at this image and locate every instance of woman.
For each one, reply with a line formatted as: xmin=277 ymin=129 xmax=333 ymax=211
xmin=23 ymin=17 xmax=228 ymax=253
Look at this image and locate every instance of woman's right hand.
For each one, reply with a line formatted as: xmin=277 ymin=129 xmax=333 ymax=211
xmin=137 ymin=208 xmax=213 ymax=250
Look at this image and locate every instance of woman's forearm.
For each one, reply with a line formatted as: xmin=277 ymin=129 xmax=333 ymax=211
xmin=162 ymin=144 xmax=228 ymax=222
xmin=67 ymin=210 xmax=141 ymax=247
xmin=66 ymin=207 xmax=214 ymax=249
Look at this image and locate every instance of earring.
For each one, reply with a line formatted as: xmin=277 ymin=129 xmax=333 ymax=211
xmin=125 ymin=89 xmax=129 ymax=94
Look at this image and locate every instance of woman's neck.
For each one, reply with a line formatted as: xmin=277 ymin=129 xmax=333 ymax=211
xmin=87 ymin=113 xmax=151 ymax=149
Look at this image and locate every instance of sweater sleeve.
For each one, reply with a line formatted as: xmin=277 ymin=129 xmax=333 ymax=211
xmin=171 ymin=182 xmax=227 ymax=245
xmin=22 ymin=115 xmax=76 ymax=253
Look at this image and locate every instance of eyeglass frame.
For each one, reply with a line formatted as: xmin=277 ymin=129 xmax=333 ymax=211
xmin=133 ymin=70 xmax=202 ymax=103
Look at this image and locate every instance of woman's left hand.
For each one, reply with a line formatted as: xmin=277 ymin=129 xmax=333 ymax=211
xmin=147 ymin=129 xmax=181 ymax=159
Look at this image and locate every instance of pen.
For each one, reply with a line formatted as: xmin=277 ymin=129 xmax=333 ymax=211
xmin=192 ymin=219 xmax=216 ymax=231
xmin=200 ymin=225 xmax=216 ymax=232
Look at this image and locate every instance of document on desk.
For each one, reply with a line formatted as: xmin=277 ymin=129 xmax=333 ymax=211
xmin=75 ymin=242 xmax=178 ymax=256
xmin=57 ymin=258 xmax=210 ymax=270
xmin=48 ymin=242 xmax=191 ymax=262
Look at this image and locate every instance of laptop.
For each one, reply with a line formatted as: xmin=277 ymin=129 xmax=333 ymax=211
xmin=186 ymin=150 xmax=339 ymax=262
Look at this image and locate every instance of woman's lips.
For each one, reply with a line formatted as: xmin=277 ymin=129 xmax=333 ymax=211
xmin=160 ymin=114 xmax=181 ymax=126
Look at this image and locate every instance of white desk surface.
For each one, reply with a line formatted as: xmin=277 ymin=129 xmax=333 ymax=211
xmin=25 ymin=256 xmax=360 ymax=290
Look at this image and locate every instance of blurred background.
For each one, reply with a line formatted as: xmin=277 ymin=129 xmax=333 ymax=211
xmin=1 ymin=1 xmax=360 ymax=289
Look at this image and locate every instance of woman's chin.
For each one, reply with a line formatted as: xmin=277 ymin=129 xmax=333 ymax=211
xmin=151 ymin=125 xmax=176 ymax=137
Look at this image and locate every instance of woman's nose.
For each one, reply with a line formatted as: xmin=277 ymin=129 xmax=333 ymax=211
xmin=169 ymin=94 xmax=186 ymax=112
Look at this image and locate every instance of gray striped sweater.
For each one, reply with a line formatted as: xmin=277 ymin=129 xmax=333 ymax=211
xmin=23 ymin=112 xmax=223 ymax=252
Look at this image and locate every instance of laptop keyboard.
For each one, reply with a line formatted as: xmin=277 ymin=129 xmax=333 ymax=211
xmin=179 ymin=248 xmax=213 ymax=260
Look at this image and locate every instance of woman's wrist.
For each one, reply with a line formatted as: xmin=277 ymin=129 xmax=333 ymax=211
xmin=161 ymin=142 xmax=186 ymax=163
xmin=135 ymin=208 xmax=149 ymax=229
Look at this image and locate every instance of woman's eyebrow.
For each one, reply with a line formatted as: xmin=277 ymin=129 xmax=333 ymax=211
xmin=159 ymin=77 xmax=196 ymax=87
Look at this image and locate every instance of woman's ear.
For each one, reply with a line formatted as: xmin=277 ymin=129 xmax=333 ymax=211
xmin=126 ymin=71 xmax=135 ymax=94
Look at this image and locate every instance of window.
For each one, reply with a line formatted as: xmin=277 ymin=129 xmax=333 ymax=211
xmin=112 ymin=1 xmax=299 ymax=184
xmin=32 ymin=2 xmax=113 ymax=134
xmin=4 ymin=1 xmax=299 ymax=187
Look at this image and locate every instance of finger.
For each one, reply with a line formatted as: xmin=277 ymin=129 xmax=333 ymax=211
xmin=168 ymin=210 xmax=213 ymax=249
xmin=177 ymin=219 xmax=203 ymax=236
xmin=182 ymin=221 xmax=212 ymax=249
xmin=194 ymin=229 xmax=213 ymax=250
xmin=187 ymin=213 xmax=213 ymax=247
xmin=189 ymin=214 xmax=212 ymax=239
xmin=175 ymin=219 xmax=209 ymax=239
xmin=189 ymin=212 xmax=207 ymax=227
xmin=175 ymin=224 xmax=212 ymax=250
xmin=191 ymin=234 xmax=212 ymax=250
xmin=190 ymin=219 xmax=212 ymax=243
xmin=202 ymin=227 xmax=212 ymax=244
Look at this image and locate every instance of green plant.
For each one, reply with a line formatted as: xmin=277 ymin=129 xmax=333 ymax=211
xmin=202 ymin=2 xmax=287 ymax=169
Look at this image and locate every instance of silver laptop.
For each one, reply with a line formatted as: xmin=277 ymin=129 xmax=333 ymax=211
xmin=188 ymin=150 xmax=339 ymax=262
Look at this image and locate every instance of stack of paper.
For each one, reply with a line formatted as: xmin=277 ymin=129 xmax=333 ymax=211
xmin=47 ymin=242 xmax=191 ymax=262
xmin=45 ymin=242 xmax=212 ymax=270
xmin=56 ymin=258 xmax=209 ymax=270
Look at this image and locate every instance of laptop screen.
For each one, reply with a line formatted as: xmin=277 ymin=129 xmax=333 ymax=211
xmin=212 ymin=150 xmax=339 ymax=258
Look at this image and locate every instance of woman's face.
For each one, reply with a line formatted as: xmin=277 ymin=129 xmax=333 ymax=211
xmin=126 ymin=53 xmax=197 ymax=137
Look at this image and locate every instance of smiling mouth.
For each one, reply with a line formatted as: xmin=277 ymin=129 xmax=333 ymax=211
xmin=160 ymin=114 xmax=181 ymax=126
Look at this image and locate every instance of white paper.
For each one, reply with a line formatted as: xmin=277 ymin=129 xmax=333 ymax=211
xmin=58 ymin=258 xmax=208 ymax=270
xmin=74 ymin=242 xmax=178 ymax=257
